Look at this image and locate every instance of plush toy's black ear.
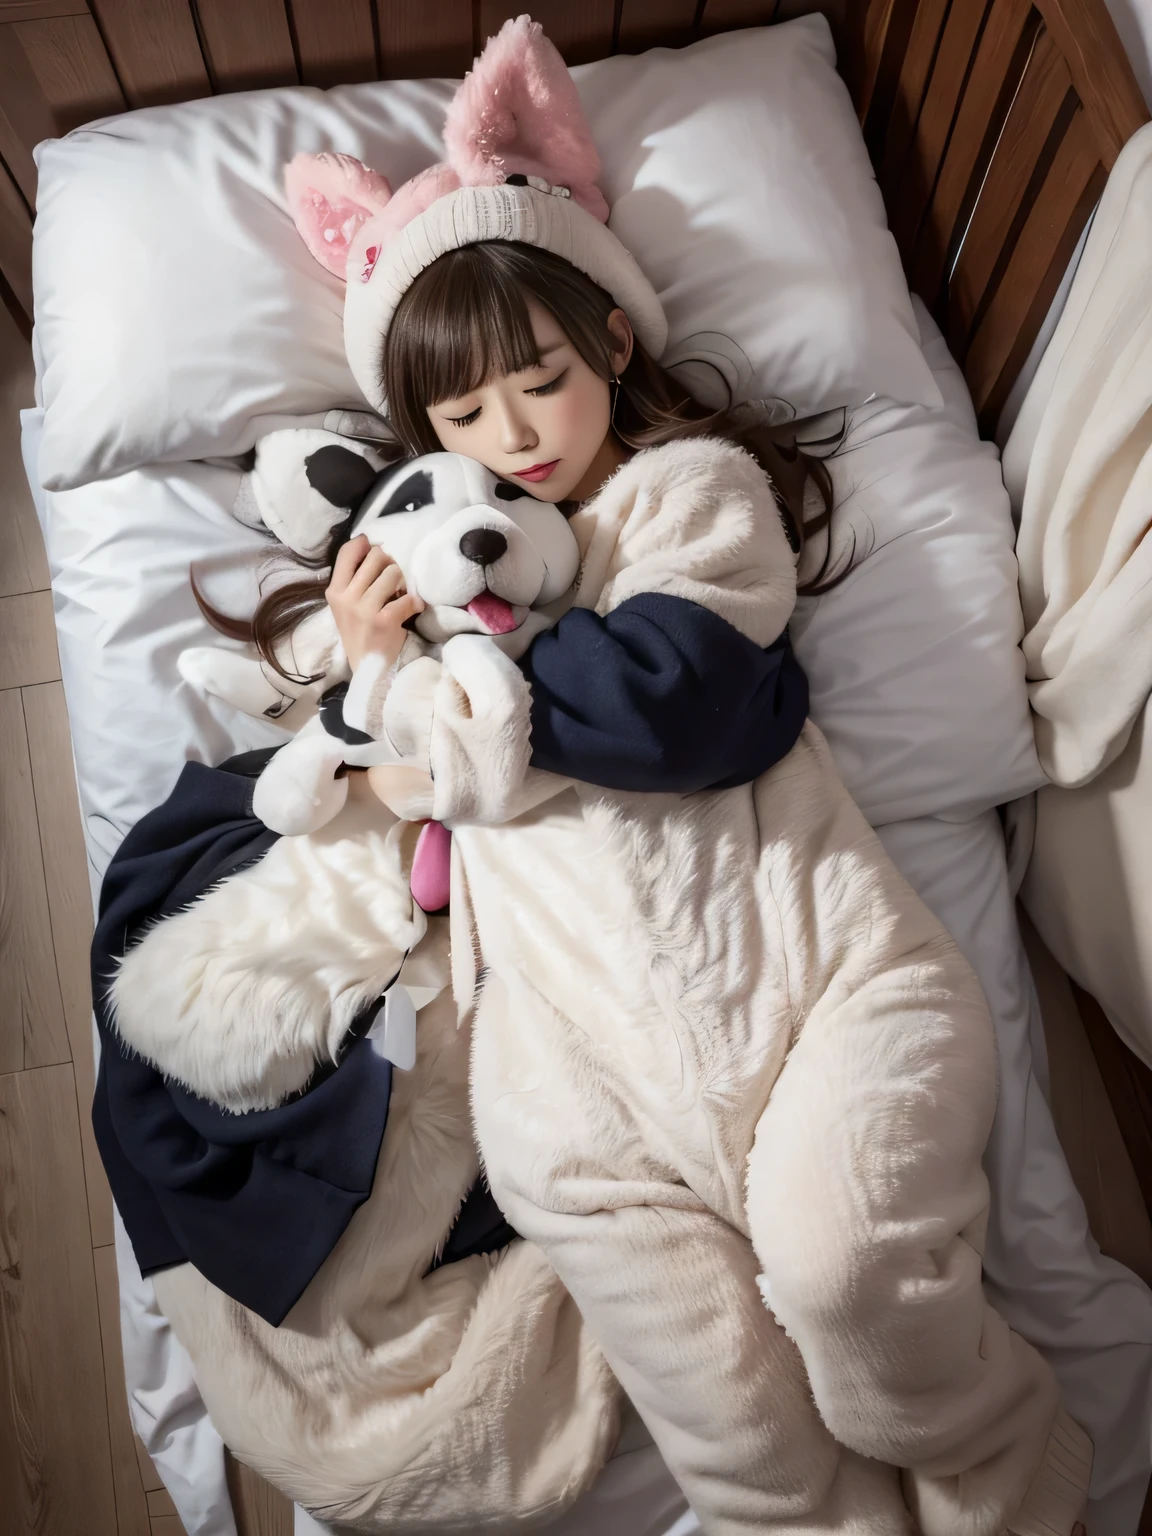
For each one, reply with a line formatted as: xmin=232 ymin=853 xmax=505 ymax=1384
xmin=305 ymin=445 xmax=380 ymax=510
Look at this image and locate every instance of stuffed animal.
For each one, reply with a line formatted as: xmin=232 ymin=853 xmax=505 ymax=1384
xmin=180 ymin=429 xmax=581 ymax=903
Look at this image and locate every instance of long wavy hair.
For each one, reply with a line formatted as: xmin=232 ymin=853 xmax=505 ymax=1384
xmin=200 ymin=240 xmax=845 ymax=682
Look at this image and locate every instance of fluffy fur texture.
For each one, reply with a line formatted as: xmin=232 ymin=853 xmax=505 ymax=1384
xmin=443 ymin=15 xmax=608 ymax=220
xmin=145 ymin=899 xmax=620 ymax=1530
xmin=380 ymin=437 xmax=1091 ymax=1536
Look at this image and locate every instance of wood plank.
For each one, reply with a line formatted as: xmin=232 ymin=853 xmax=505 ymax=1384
xmin=0 ymin=154 xmax=31 ymax=341
xmin=478 ymin=0 xmax=615 ymax=65
xmin=1021 ymin=911 xmax=1152 ymax=1288
xmin=94 ymin=1244 xmax=153 ymax=1536
xmin=617 ymin=0 xmax=698 ymax=53
xmin=151 ymin=1518 xmax=187 ymax=1536
xmin=1073 ymin=981 xmax=1152 ymax=1220
xmin=0 ymin=589 xmax=59 ymax=686
xmin=966 ymin=104 xmax=1102 ymax=428
xmin=194 ymin=0 xmax=298 ymax=91
xmin=697 ymin=0 xmax=778 ymax=33
xmin=0 ymin=1063 xmax=119 ymax=1535
xmin=23 ymin=680 xmax=114 ymax=1247
xmin=227 ymin=1451 xmax=293 ymax=1536
xmin=137 ymin=1435 xmax=166 ymax=1493
xmin=890 ymin=0 xmax=992 ymax=260
xmin=376 ymin=0 xmax=472 ymax=78
xmin=948 ymin=26 xmax=1073 ymax=349
xmin=0 ymin=294 xmax=45 ymax=595
xmin=876 ymin=0 xmax=950 ymax=210
xmin=11 ymin=13 xmax=126 ymax=133
xmin=0 ymin=687 xmax=70 ymax=1072
xmin=89 ymin=0 xmax=210 ymax=107
xmin=853 ymin=0 xmax=899 ymax=122
xmin=0 ymin=21 xmax=56 ymax=206
xmin=909 ymin=0 xmax=1035 ymax=305
xmin=147 ymin=1486 xmax=179 ymax=1518
xmin=1034 ymin=0 xmax=1148 ymax=166
xmin=289 ymin=0 xmax=376 ymax=86
xmin=0 ymin=0 xmax=88 ymax=14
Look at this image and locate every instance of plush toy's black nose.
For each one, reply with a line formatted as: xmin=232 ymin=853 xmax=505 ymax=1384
xmin=459 ymin=528 xmax=508 ymax=566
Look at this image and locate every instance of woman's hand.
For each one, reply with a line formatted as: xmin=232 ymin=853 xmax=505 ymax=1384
xmin=326 ymin=535 xmax=424 ymax=671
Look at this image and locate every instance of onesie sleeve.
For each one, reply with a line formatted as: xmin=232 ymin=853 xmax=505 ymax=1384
xmin=521 ymin=591 xmax=809 ymax=794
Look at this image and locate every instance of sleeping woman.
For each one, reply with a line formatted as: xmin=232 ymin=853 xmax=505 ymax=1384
xmin=252 ymin=25 xmax=1090 ymax=1529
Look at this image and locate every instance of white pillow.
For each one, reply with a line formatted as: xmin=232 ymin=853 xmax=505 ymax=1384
xmin=33 ymin=16 xmax=940 ymax=493
xmin=791 ymin=298 xmax=1044 ymax=825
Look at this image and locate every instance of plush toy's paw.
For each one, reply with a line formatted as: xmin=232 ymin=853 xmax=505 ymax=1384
xmin=252 ymin=725 xmax=350 ymax=836
xmin=179 ymin=646 xmax=295 ymax=719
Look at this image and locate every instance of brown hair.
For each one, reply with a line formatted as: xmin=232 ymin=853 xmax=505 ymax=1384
xmin=202 ymin=240 xmax=845 ymax=681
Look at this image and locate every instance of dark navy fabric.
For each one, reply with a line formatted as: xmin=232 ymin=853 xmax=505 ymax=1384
xmin=91 ymin=753 xmax=395 ymax=1327
xmin=521 ymin=591 xmax=808 ymax=793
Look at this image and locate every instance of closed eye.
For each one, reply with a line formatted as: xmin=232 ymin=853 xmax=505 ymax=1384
xmin=527 ymin=371 xmax=566 ymax=397
xmin=445 ymin=406 xmax=481 ymax=427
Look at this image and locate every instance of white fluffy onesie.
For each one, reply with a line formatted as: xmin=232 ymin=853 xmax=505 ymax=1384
xmin=358 ymin=436 xmax=1093 ymax=1536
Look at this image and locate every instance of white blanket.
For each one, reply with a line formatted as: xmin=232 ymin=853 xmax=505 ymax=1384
xmin=1005 ymin=122 xmax=1152 ymax=789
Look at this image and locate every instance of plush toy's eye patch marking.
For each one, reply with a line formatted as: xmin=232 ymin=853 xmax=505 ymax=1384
xmin=377 ymin=469 xmax=435 ymax=518
xmin=305 ymin=445 xmax=379 ymax=510
xmin=494 ymin=481 xmax=532 ymax=501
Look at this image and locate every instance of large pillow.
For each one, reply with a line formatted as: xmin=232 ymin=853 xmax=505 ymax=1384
xmin=791 ymin=298 xmax=1044 ymax=825
xmin=32 ymin=16 xmax=940 ymax=493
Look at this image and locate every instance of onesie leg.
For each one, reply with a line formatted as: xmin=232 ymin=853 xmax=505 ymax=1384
xmin=745 ymin=948 xmax=1089 ymax=1536
xmin=472 ymin=971 xmax=914 ymax=1536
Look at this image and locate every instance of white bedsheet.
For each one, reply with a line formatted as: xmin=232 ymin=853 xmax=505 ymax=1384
xmin=20 ymin=386 xmax=1152 ymax=1532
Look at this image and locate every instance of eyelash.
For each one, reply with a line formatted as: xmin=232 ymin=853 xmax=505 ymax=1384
xmin=444 ymin=371 xmax=565 ymax=427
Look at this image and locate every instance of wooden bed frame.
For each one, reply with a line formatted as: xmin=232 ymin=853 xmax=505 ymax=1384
xmin=0 ymin=0 xmax=1146 ymax=431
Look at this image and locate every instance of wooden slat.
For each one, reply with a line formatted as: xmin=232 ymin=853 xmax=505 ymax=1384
xmin=1034 ymin=0 xmax=1148 ymax=166
xmin=0 ymin=588 xmax=59 ymax=687
xmin=227 ymin=1452 xmax=294 ymax=1536
xmin=89 ymin=0 xmax=210 ymax=107
xmin=948 ymin=25 xmax=1073 ymax=349
xmin=890 ymin=0 xmax=993 ymax=258
xmin=10 ymin=13 xmax=125 ymax=132
xmin=0 ymin=0 xmax=87 ymax=16
xmin=0 ymin=687 xmax=70 ymax=1071
xmin=194 ymin=0 xmax=298 ymax=91
xmin=0 ymin=1063 xmax=119 ymax=1536
xmin=1072 ymin=981 xmax=1152 ymax=1218
xmin=150 ymin=1518 xmax=186 ymax=1536
xmin=0 ymin=151 xmax=31 ymax=321
xmin=289 ymin=0 xmax=376 ymax=86
xmin=697 ymin=0 xmax=778 ymax=33
xmin=478 ymin=0 xmax=616 ymax=65
xmin=375 ymin=0 xmax=472 ymax=78
xmin=876 ymin=0 xmax=950 ymax=206
xmin=0 ymin=20 xmax=59 ymax=203
xmin=148 ymin=1486 xmax=180 ymax=1518
xmin=617 ymin=0 xmax=697 ymax=53
xmin=965 ymin=103 xmax=1103 ymax=428
xmin=136 ymin=1436 xmax=166 ymax=1493
xmin=23 ymin=680 xmax=114 ymax=1247
xmin=0 ymin=294 xmax=45 ymax=594
xmin=909 ymin=0 xmax=1035 ymax=304
xmin=860 ymin=0 xmax=921 ymax=159
xmin=93 ymin=1245 xmax=153 ymax=1536
xmin=852 ymin=0 xmax=899 ymax=122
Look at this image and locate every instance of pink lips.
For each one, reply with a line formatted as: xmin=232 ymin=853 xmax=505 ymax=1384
xmin=466 ymin=593 xmax=519 ymax=635
xmin=513 ymin=459 xmax=559 ymax=483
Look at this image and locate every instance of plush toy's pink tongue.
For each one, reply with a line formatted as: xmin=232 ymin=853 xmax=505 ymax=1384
xmin=466 ymin=593 xmax=518 ymax=635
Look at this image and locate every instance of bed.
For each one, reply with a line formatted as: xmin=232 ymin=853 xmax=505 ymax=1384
xmin=5 ymin=3 xmax=1152 ymax=1536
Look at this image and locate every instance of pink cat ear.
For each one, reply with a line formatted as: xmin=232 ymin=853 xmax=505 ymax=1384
xmin=285 ymin=152 xmax=393 ymax=279
xmin=444 ymin=14 xmax=608 ymax=221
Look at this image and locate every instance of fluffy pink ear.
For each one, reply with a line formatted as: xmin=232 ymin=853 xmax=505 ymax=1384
xmin=285 ymin=152 xmax=393 ymax=278
xmin=444 ymin=15 xmax=608 ymax=221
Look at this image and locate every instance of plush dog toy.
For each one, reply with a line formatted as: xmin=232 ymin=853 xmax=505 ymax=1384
xmin=180 ymin=430 xmax=581 ymax=902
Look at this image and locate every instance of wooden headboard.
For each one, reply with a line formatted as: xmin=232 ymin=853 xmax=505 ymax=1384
xmin=0 ymin=0 xmax=1145 ymax=429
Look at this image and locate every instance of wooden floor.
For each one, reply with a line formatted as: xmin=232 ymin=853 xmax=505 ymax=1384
xmin=0 ymin=295 xmax=1149 ymax=1536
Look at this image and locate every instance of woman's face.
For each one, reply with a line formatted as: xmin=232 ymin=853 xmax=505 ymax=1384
xmin=425 ymin=300 xmax=633 ymax=503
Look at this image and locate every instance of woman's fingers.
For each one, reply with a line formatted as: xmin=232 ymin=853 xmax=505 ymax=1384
xmin=345 ymin=545 xmax=394 ymax=599
xmin=364 ymin=561 xmax=406 ymax=607
xmin=327 ymin=534 xmax=369 ymax=596
xmin=389 ymin=592 xmax=426 ymax=624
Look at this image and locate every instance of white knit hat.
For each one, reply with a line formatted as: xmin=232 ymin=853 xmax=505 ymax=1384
xmin=285 ymin=15 xmax=666 ymax=416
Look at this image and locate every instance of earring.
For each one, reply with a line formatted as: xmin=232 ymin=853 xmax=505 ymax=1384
xmin=610 ymin=374 xmax=621 ymax=432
